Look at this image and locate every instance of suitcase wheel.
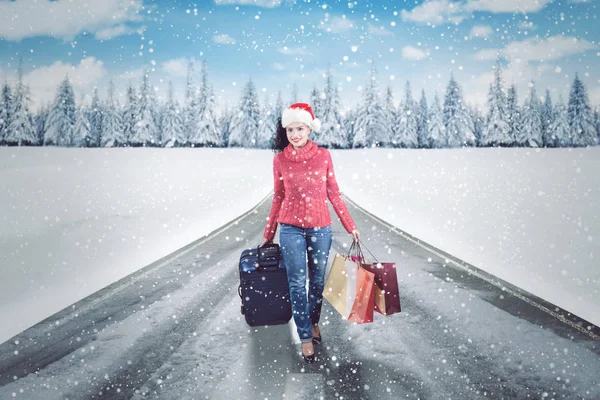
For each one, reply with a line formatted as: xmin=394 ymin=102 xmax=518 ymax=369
xmin=241 ymin=306 xmax=245 ymax=315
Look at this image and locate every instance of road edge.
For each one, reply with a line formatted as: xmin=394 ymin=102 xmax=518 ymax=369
xmin=342 ymin=194 xmax=600 ymax=341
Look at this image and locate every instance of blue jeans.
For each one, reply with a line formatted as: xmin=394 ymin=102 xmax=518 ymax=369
xmin=279 ymin=223 xmax=333 ymax=343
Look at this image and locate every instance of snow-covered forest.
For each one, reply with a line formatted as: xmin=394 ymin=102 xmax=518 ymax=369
xmin=1 ymin=60 xmax=598 ymax=149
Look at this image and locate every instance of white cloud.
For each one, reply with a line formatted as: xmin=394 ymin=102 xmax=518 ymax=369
xmin=214 ymin=0 xmax=282 ymax=7
xmin=368 ymin=24 xmax=393 ymax=37
xmin=470 ymin=25 xmax=493 ymax=38
xmin=475 ymin=35 xmax=598 ymax=63
xmin=402 ymin=46 xmax=429 ymax=61
xmin=273 ymin=63 xmax=285 ymax=71
xmin=0 ymin=0 xmax=146 ymax=41
xmin=118 ymin=67 xmax=146 ymax=82
xmin=277 ymin=46 xmax=311 ymax=56
xmin=474 ymin=48 xmax=502 ymax=61
xmin=465 ymin=0 xmax=553 ymax=13
xmin=213 ymin=34 xmax=236 ymax=45
xmin=95 ymin=24 xmax=141 ymax=41
xmin=319 ymin=16 xmax=355 ymax=33
xmin=401 ymin=1 xmax=467 ymax=26
xmin=162 ymin=58 xmax=189 ymax=78
xmin=402 ymin=0 xmax=553 ymax=26
xmin=18 ymin=57 xmax=107 ymax=109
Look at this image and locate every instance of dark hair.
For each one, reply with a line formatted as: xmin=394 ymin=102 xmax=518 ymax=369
xmin=272 ymin=117 xmax=289 ymax=154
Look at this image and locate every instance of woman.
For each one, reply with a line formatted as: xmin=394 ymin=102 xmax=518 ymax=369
xmin=260 ymin=102 xmax=360 ymax=363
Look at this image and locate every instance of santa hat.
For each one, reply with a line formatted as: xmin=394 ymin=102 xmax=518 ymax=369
xmin=281 ymin=103 xmax=321 ymax=132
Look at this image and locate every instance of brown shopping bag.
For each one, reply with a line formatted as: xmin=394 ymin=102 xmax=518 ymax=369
xmin=351 ymin=241 xmax=401 ymax=316
xmin=322 ymin=254 xmax=350 ymax=318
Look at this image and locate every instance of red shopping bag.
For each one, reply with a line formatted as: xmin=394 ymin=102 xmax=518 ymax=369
xmin=351 ymin=241 xmax=401 ymax=316
xmin=347 ymin=265 xmax=376 ymax=324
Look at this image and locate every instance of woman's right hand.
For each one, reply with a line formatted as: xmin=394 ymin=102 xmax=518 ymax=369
xmin=259 ymin=238 xmax=272 ymax=248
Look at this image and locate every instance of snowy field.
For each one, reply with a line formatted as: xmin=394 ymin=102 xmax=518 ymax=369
xmin=0 ymin=146 xmax=599 ymax=344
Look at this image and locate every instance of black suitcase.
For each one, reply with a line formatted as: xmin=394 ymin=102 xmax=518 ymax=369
xmin=238 ymin=243 xmax=292 ymax=326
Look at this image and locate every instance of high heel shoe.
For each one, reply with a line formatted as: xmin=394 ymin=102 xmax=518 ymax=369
xmin=302 ymin=352 xmax=315 ymax=363
xmin=312 ymin=325 xmax=322 ymax=345
xmin=301 ymin=343 xmax=315 ymax=363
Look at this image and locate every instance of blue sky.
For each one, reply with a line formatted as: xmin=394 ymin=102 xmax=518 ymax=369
xmin=0 ymin=0 xmax=598 ymax=112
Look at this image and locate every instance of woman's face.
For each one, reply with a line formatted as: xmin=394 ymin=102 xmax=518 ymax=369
xmin=286 ymin=122 xmax=310 ymax=149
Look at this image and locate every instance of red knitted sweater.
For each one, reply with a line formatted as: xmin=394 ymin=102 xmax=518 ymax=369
xmin=263 ymin=140 xmax=357 ymax=241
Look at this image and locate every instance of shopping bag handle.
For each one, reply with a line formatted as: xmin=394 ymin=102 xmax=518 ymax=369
xmin=347 ymin=240 xmax=362 ymax=258
xmin=355 ymin=240 xmax=380 ymax=264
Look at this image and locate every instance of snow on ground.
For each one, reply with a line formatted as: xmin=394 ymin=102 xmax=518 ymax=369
xmin=0 ymin=147 xmax=272 ymax=344
xmin=0 ymin=145 xmax=598 ymax=344
xmin=331 ymin=146 xmax=600 ymax=328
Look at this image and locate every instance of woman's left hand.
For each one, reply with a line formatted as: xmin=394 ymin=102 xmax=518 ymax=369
xmin=351 ymin=229 xmax=360 ymax=242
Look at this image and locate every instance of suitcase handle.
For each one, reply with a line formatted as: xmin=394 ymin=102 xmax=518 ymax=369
xmin=257 ymin=242 xmax=281 ymax=269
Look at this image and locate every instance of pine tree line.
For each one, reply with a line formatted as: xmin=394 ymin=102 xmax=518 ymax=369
xmin=1 ymin=60 xmax=599 ymax=149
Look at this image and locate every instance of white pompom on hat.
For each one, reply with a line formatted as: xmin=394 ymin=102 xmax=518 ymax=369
xmin=281 ymin=102 xmax=321 ymax=132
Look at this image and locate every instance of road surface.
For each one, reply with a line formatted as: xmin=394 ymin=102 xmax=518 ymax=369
xmin=1 ymin=196 xmax=599 ymax=400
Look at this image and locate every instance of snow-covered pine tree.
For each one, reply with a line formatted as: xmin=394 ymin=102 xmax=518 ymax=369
xmin=550 ymin=97 xmax=570 ymax=147
xmin=130 ymin=71 xmax=159 ymax=147
xmin=594 ymin=107 xmax=600 ymax=144
xmin=184 ymin=59 xmax=199 ymax=146
xmin=568 ymin=73 xmax=597 ymax=147
xmin=506 ymin=84 xmax=520 ymax=146
xmin=344 ymin=106 xmax=357 ymax=147
xmin=395 ymin=81 xmax=419 ymax=148
xmin=149 ymin=84 xmax=163 ymax=145
xmin=382 ymin=86 xmax=396 ymax=147
xmin=472 ymin=106 xmax=485 ymax=147
xmin=517 ymin=82 xmax=542 ymax=147
xmin=443 ymin=74 xmax=475 ymax=147
xmin=352 ymin=66 xmax=388 ymax=148
xmin=161 ymin=81 xmax=185 ymax=148
xmin=482 ymin=61 xmax=510 ymax=147
xmin=273 ymin=91 xmax=283 ymax=128
xmin=35 ymin=104 xmax=50 ymax=145
xmin=219 ymin=103 xmax=233 ymax=147
xmin=310 ymin=85 xmax=322 ymax=119
xmin=191 ymin=61 xmax=220 ymax=147
xmin=256 ymin=95 xmax=276 ymax=149
xmin=0 ymin=82 xmax=11 ymax=145
xmin=541 ymin=89 xmax=554 ymax=147
xmin=428 ymin=93 xmax=446 ymax=148
xmin=318 ymin=69 xmax=347 ymax=149
xmin=6 ymin=63 xmax=37 ymax=146
xmin=417 ymin=89 xmax=429 ymax=148
xmin=102 ymin=80 xmax=125 ymax=147
xmin=72 ymin=102 xmax=93 ymax=147
xmin=309 ymin=85 xmax=322 ymax=144
xmin=122 ymin=85 xmax=138 ymax=146
xmin=228 ymin=78 xmax=260 ymax=147
xmin=89 ymin=87 xmax=103 ymax=147
xmin=43 ymin=75 xmax=76 ymax=147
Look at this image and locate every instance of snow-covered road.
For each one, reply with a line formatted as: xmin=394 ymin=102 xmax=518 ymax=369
xmin=1 ymin=198 xmax=599 ymax=400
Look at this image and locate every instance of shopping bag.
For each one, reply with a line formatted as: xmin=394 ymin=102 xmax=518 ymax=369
xmin=359 ymin=261 xmax=401 ymax=315
xmin=323 ymin=253 xmax=376 ymax=324
xmin=351 ymin=242 xmax=401 ymax=316
xmin=347 ymin=266 xmax=376 ymax=323
xmin=373 ymin=284 xmax=386 ymax=315
xmin=322 ymin=254 xmax=350 ymax=318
